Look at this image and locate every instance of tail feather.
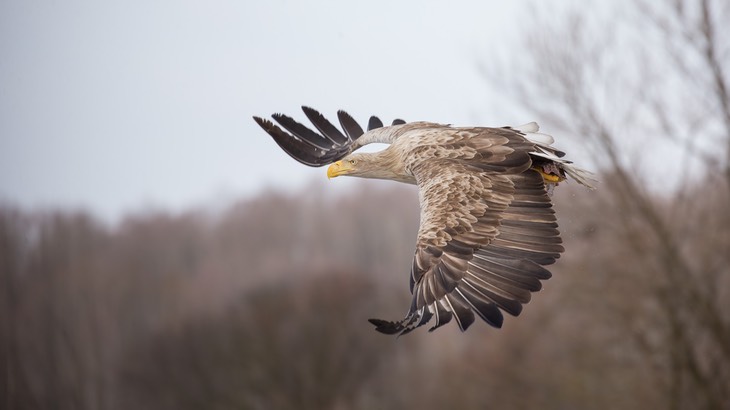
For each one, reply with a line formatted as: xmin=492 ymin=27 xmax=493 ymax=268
xmin=561 ymin=163 xmax=598 ymax=189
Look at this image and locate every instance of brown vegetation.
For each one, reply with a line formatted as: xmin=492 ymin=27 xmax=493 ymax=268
xmin=2 ymin=176 xmax=728 ymax=409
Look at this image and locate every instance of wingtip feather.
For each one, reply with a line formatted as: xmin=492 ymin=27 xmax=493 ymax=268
xmin=513 ymin=121 xmax=539 ymax=133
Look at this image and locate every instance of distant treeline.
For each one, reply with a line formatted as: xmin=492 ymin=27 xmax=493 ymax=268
xmin=2 ymin=175 xmax=728 ymax=409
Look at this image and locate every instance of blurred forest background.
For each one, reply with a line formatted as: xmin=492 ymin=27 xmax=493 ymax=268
xmin=3 ymin=0 xmax=730 ymax=409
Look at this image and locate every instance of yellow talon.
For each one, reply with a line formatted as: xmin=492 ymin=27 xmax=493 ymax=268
xmin=533 ymin=167 xmax=563 ymax=183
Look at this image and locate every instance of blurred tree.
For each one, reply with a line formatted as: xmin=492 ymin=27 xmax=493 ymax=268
xmin=0 ymin=185 xmax=421 ymax=410
xmin=484 ymin=0 xmax=730 ymax=408
xmin=1 ymin=209 xmax=32 ymax=409
xmin=117 ymin=272 xmax=408 ymax=410
xmin=1 ymin=211 xmax=114 ymax=409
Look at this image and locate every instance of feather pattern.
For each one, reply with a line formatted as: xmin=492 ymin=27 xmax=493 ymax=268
xmin=253 ymin=107 xmax=595 ymax=335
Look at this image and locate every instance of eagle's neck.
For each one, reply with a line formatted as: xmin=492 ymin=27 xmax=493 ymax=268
xmin=358 ymin=148 xmax=416 ymax=185
xmin=357 ymin=122 xmax=441 ymax=146
xmin=357 ymin=127 xmax=402 ymax=146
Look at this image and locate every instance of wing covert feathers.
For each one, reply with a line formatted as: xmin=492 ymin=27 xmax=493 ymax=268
xmin=372 ymin=161 xmax=566 ymax=336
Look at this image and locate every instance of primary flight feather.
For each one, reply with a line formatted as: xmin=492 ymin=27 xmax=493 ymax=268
xmin=253 ymin=107 xmax=595 ymax=336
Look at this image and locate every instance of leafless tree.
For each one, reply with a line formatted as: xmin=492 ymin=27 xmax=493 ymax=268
xmin=117 ymin=272 xmax=412 ymax=410
xmin=485 ymin=0 xmax=730 ymax=408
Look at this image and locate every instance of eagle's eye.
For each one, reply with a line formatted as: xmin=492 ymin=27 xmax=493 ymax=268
xmin=349 ymin=159 xmax=357 ymax=165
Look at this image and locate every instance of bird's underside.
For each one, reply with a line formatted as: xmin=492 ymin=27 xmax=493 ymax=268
xmin=253 ymin=107 xmax=595 ymax=336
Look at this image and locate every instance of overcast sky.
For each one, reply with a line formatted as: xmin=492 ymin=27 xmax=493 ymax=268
xmin=1 ymin=0 xmax=555 ymax=222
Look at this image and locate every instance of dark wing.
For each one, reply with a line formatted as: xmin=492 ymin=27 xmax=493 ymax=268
xmin=369 ymin=129 xmax=564 ymax=335
xmin=253 ymin=106 xmax=394 ymax=167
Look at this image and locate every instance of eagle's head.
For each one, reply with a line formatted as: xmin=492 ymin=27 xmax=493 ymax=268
xmin=327 ymin=152 xmax=414 ymax=184
xmin=326 ymin=156 xmax=361 ymax=179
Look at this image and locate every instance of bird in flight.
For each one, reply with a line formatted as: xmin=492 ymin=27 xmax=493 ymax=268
xmin=253 ymin=107 xmax=595 ymax=336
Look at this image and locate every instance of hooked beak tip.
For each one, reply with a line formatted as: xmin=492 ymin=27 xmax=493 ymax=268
xmin=327 ymin=161 xmax=342 ymax=179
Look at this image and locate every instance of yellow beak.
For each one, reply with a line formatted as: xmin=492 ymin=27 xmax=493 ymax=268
xmin=327 ymin=160 xmax=352 ymax=179
xmin=327 ymin=161 xmax=343 ymax=179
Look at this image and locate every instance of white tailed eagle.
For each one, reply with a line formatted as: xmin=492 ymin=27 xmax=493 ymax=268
xmin=253 ymin=107 xmax=595 ymax=336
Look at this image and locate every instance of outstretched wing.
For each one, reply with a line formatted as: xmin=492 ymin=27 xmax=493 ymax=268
xmin=253 ymin=106 xmax=401 ymax=167
xmin=369 ymin=128 xmax=564 ymax=335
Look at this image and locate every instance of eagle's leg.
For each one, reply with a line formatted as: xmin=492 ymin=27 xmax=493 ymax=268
xmin=532 ymin=163 xmax=565 ymax=184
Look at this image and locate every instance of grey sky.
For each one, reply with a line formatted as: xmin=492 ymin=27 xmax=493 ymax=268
xmin=1 ymin=0 xmax=538 ymax=222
